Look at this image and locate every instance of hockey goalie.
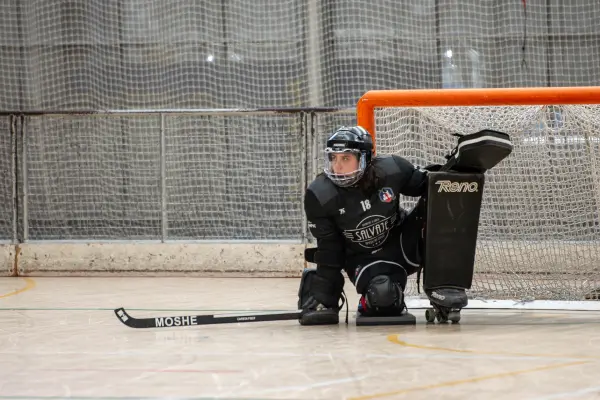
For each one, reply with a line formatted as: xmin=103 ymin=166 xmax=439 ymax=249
xmin=297 ymin=125 xmax=512 ymax=325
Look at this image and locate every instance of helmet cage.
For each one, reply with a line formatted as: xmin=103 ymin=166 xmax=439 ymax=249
xmin=324 ymin=148 xmax=367 ymax=187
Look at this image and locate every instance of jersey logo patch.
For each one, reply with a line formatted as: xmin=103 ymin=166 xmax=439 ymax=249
xmin=343 ymin=214 xmax=396 ymax=249
xmin=378 ymin=187 xmax=395 ymax=203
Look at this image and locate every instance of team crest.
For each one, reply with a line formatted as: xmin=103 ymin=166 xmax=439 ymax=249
xmin=378 ymin=187 xmax=394 ymax=203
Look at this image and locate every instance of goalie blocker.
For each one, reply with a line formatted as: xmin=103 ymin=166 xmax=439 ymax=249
xmin=422 ymin=129 xmax=512 ymax=303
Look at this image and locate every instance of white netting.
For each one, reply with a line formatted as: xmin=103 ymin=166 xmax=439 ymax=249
xmin=2 ymin=0 xmax=600 ymax=110
xmin=23 ymin=114 xmax=304 ymax=241
xmin=164 ymin=115 xmax=304 ymax=240
xmin=0 ymin=117 xmax=14 ymax=241
xmin=24 ymin=116 xmax=162 ymax=239
xmin=375 ymin=104 xmax=600 ymax=300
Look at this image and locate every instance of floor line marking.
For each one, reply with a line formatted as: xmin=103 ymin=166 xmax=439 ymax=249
xmin=388 ymin=334 xmax=600 ymax=360
xmin=348 ymin=360 xmax=589 ymax=400
xmin=0 ymin=278 xmax=36 ymax=300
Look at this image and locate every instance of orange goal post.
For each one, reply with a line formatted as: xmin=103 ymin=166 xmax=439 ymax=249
xmin=356 ymin=86 xmax=600 ymax=309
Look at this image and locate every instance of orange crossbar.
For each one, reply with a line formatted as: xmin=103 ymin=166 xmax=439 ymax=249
xmin=356 ymin=86 xmax=600 ymax=152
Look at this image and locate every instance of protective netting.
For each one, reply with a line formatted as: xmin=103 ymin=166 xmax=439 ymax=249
xmin=165 ymin=115 xmax=303 ymax=240
xmin=0 ymin=117 xmax=14 ymax=241
xmin=375 ymin=105 xmax=600 ymax=300
xmin=2 ymin=0 xmax=600 ymax=110
xmin=25 ymin=116 xmax=162 ymax=239
xmin=24 ymin=114 xmax=304 ymax=240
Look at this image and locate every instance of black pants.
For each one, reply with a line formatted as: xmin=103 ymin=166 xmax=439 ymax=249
xmin=344 ymin=202 xmax=424 ymax=289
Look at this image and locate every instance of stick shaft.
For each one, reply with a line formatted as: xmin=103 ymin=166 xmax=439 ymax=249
xmin=115 ymin=308 xmax=301 ymax=329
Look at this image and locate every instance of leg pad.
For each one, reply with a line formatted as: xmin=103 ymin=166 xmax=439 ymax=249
xmin=423 ymin=171 xmax=484 ymax=291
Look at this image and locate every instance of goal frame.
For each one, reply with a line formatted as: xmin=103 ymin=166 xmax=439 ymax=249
xmin=357 ymin=86 xmax=600 ymax=154
xmin=356 ymin=86 xmax=600 ymax=311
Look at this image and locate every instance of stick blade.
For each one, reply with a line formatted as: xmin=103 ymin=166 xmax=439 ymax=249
xmin=114 ymin=307 xmax=154 ymax=328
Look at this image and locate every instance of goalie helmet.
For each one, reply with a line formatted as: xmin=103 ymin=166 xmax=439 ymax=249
xmin=324 ymin=126 xmax=373 ymax=187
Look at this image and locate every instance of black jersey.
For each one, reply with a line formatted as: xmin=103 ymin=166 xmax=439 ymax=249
xmin=305 ymin=154 xmax=428 ymax=267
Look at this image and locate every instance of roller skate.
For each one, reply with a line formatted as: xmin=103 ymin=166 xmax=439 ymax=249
xmin=424 ymin=288 xmax=467 ymax=324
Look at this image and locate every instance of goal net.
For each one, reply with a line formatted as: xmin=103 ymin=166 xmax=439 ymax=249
xmin=358 ymin=87 xmax=600 ymax=302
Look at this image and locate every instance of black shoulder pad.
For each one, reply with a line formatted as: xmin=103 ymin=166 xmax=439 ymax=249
xmin=372 ymin=155 xmax=403 ymax=176
xmin=306 ymin=174 xmax=338 ymax=208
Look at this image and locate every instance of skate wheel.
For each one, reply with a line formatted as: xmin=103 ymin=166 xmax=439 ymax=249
xmin=425 ymin=308 xmax=436 ymax=323
xmin=448 ymin=311 xmax=461 ymax=323
xmin=436 ymin=313 xmax=448 ymax=323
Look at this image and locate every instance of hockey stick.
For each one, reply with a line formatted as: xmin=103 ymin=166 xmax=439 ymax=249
xmin=114 ymin=307 xmax=301 ymax=329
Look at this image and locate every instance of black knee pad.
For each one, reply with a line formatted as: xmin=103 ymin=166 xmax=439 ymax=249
xmin=355 ymin=260 xmax=407 ymax=295
xmin=297 ymin=267 xmax=344 ymax=309
xmin=364 ymin=275 xmax=402 ymax=309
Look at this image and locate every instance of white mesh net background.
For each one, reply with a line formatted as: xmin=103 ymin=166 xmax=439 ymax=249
xmin=0 ymin=118 xmax=14 ymax=240
xmin=2 ymin=0 xmax=600 ymax=110
xmin=24 ymin=116 xmax=162 ymax=240
xmin=164 ymin=115 xmax=304 ymax=240
xmin=23 ymin=114 xmax=304 ymax=241
xmin=2 ymin=1 xmax=600 ymax=290
xmin=375 ymin=105 xmax=600 ymax=300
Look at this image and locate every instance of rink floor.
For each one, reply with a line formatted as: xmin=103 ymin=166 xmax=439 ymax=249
xmin=1 ymin=276 xmax=600 ymax=400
